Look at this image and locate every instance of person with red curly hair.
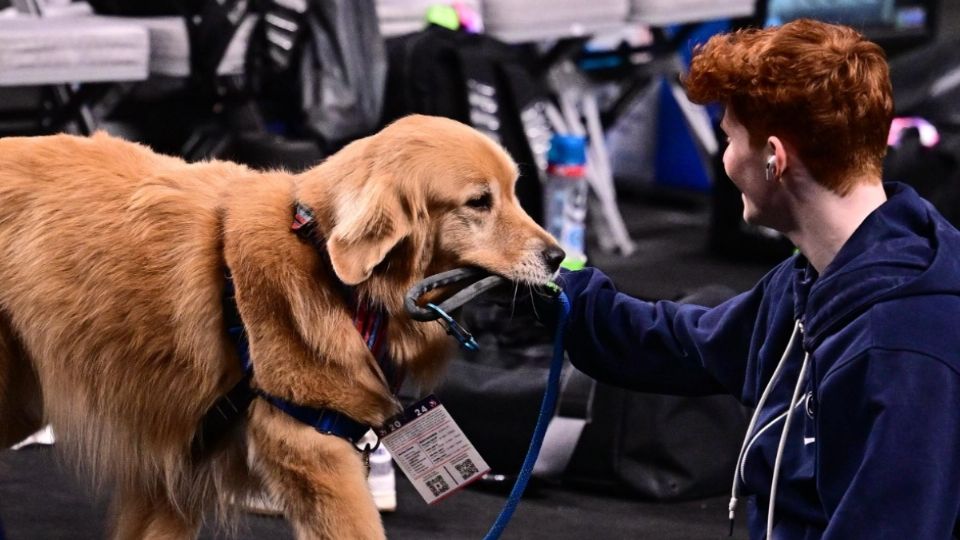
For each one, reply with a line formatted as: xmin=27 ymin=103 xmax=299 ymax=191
xmin=547 ymin=18 xmax=960 ymax=539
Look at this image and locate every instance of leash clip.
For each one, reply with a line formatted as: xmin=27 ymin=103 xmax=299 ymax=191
xmin=426 ymin=302 xmax=479 ymax=351
xmin=357 ymin=436 xmax=381 ymax=477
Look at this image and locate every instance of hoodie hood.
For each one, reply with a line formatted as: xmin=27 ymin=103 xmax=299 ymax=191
xmin=796 ymin=182 xmax=960 ymax=350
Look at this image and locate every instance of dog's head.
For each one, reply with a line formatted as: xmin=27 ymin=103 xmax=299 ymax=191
xmin=299 ymin=115 xmax=564 ymax=306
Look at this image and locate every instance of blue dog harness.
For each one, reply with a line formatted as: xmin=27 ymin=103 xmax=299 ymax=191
xmin=192 ymin=203 xmax=401 ymax=459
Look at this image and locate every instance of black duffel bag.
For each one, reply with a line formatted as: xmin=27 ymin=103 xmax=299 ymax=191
xmin=436 ymin=286 xmax=748 ymax=501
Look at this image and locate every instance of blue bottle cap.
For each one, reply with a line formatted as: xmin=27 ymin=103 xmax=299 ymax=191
xmin=548 ymin=134 xmax=587 ymax=166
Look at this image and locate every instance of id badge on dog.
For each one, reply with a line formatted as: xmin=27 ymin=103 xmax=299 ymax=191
xmin=377 ymin=395 xmax=490 ymax=504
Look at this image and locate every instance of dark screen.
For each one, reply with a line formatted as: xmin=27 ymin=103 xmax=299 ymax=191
xmin=765 ymin=0 xmax=934 ymax=44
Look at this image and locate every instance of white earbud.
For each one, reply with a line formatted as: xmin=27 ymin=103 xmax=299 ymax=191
xmin=765 ymin=156 xmax=776 ymax=182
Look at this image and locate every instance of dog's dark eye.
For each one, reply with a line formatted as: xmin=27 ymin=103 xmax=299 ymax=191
xmin=465 ymin=192 xmax=493 ymax=211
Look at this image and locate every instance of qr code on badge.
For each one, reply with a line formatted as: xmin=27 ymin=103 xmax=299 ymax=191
xmin=454 ymin=458 xmax=479 ymax=480
xmin=426 ymin=474 xmax=450 ymax=497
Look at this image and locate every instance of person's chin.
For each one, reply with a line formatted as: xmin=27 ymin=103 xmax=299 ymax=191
xmin=743 ymin=212 xmax=780 ymax=233
xmin=743 ymin=209 xmax=773 ymax=229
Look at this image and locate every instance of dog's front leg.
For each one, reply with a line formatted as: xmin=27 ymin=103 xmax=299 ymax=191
xmin=109 ymin=487 xmax=201 ymax=540
xmin=248 ymin=400 xmax=385 ymax=540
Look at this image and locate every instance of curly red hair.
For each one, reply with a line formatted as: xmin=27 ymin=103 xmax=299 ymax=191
xmin=684 ymin=19 xmax=893 ymax=194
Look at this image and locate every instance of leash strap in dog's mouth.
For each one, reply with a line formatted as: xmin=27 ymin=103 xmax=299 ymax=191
xmin=404 ymin=268 xmax=506 ymax=321
xmin=404 ymin=268 xmax=506 ymax=351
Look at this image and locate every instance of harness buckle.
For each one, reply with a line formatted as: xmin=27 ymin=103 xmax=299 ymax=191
xmin=356 ymin=434 xmax=381 ymax=477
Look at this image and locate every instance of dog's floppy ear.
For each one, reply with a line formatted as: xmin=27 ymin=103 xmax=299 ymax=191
xmin=326 ymin=178 xmax=413 ymax=285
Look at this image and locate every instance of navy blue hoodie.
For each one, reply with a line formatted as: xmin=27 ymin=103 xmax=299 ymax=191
xmin=559 ymin=183 xmax=960 ymax=539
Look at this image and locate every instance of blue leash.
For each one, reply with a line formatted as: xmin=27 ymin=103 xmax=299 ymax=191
xmin=482 ymin=291 xmax=570 ymax=540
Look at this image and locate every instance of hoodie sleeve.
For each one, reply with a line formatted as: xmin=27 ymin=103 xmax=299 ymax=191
xmin=817 ymin=348 xmax=960 ymax=539
xmin=559 ymin=267 xmax=770 ymax=398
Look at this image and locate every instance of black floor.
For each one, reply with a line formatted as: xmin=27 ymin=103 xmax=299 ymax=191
xmin=0 ymin=445 xmax=747 ymax=540
xmin=1 ymin=190 xmax=773 ymax=539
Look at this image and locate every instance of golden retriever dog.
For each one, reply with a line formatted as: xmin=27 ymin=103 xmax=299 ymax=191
xmin=0 ymin=114 xmax=563 ymax=539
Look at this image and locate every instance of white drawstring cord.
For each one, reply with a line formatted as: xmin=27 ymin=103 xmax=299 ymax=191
xmin=728 ymin=320 xmax=802 ymax=535
xmin=766 ymin=350 xmax=810 ymax=540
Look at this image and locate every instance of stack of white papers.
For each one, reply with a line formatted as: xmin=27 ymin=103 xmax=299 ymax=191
xmin=106 ymin=14 xmax=257 ymax=78
xmin=0 ymin=15 xmax=148 ymax=86
xmin=629 ymin=0 xmax=755 ymax=26
xmin=483 ymin=0 xmax=630 ymax=43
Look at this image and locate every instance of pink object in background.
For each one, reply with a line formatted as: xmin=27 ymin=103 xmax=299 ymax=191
xmin=888 ymin=117 xmax=940 ymax=148
xmin=453 ymin=1 xmax=484 ymax=33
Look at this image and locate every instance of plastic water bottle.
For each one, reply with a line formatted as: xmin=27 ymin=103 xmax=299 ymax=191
xmin=544 ymin=134 xmax=588 ymax=270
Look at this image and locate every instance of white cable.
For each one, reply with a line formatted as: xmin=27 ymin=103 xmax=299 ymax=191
xmin=728 ymin=320 xmax=802 ymax=530
xmin=544 ymin=102 xmax=569 ymax=136
xmin=559 ymin=93 xmax=586 ymax=137
xmin=582 ymin=93 xmax=635 ymax=255
xmin=767 ymin=350 xmax=810 ymax=539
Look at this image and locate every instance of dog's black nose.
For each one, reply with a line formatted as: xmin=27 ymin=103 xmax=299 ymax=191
xmin=542 ymin=246 xmax=566 ymax=272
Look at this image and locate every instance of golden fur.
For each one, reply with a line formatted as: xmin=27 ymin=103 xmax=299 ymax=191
xmin=0 ymin=115 xmax=562 ymax=539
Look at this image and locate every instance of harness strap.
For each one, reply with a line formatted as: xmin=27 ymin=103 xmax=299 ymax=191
xmin=193 ymin=203 xmax=400 ymax=458
xmin=258 ymin=393 xmax=371 ymax=443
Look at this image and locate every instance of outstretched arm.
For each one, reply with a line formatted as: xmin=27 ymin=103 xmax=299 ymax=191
xmin=558 ymin=267 xmax=769 ymax=398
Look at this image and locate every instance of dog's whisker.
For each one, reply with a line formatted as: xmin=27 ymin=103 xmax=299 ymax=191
xmin=508 ymin=281 xmax=520 ymax=319
xmin=529 ymin=283 xmax=542 ymax=320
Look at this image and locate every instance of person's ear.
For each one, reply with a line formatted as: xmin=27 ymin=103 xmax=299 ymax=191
xmin=766 ymin=137 xmax=787 ymax=182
